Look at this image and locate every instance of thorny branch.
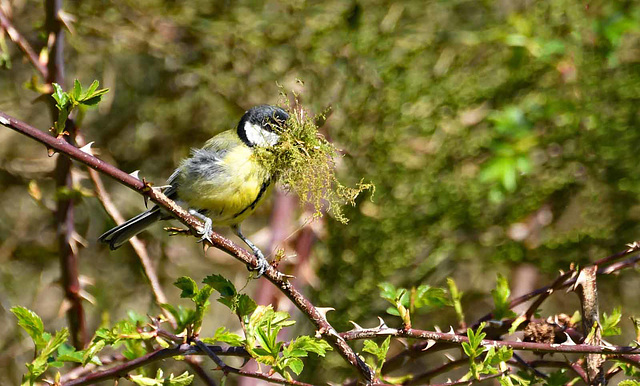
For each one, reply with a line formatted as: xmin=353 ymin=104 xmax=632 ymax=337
xmin=0 ymin=110 xmax=373 ymax=382
xmin=0 ymin=4 xmax=48 ymax=78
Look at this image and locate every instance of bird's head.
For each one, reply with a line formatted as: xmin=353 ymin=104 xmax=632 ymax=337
xmin=237 ymin=105 xmax=289 ymax=147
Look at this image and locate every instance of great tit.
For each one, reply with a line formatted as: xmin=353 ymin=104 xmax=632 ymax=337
xmin=99 ymin=105 xmax=289 ymax=276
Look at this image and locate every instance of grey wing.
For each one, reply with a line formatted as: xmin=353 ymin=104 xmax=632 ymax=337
xmin=163 ymin=168 xmax=181 ymax=199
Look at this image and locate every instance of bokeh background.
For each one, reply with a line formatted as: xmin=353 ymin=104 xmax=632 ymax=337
xmin=2 ymin=0 xmax=640 ymax=384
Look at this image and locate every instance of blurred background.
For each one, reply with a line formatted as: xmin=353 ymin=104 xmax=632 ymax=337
xmin=2 ymin=0 xmax=640 ymax=384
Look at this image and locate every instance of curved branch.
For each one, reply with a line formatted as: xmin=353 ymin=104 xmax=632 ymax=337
xmin=62 ymin=344 xmax=249 ymax=386
xmin=0 ymin=110 xmax=373 ymax=382
xmin=0 ymin=5 xmax=48 ymax=78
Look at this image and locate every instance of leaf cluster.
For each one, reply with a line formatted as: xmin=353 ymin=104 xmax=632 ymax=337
xmin=51 ymin=80 xmax=108 ymax=134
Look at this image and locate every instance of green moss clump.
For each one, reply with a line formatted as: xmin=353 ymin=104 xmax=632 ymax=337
xmin=255 ymin=93 xmax=373 ymax=223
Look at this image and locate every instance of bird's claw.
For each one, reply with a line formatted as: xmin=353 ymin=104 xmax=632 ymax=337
xmin=248 ymin=249 xmax=269 ymax=277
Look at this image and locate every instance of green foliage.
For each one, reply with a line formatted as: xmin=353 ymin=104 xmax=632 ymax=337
xmin=491 ymin=274 xmax=517 ymax=320
xmin=129 ymin=369 xmax=194 ymax=386
xmin=379 ymin=282 xmax=450 ymax=327
xmin=169 ymin=276 xmax=215 ymax=334
xmin=601 ymin=306 xmax=623 ymax=337
xmin=255 ymin=93 xmax=373 ymax=223
xmin=243 ymin=305 xmax=331 ymax=380
xmin=362 ymin=336 xmax=391 ymax=379
xmin=447 ymin=278 xmax=465 ymax=326
xmin=51 ymin=80 xmax=108 ymax=134
xmin=11 ymin=307 xmax=105 ymax=385
xmin=204 ymin=274 xmax=257 ymax=320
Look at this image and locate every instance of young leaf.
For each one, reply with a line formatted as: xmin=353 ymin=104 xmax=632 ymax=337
xmin=174 ymin=276 xmax=199 ymax=299
xmin=203 ymin=274 xmax=237 ymax=297
xmin=237 ymin=294 xmax=257 ymax=319
xmin=491 ymin=274 xmax=517 ymax=320
xmin=72 ymin=79 xmax=82 ymax=100
xmin=601 ymin=306 xmax=622 ymax=337
xmin=201 ymin=327 xmax=244 ymax=346
xmin=447 ymin=278 xmax=465 ymax=326
xmin=11 ymin=306 xmax=45 ymax=348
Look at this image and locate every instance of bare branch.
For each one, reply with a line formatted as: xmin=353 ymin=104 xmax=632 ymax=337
xmin=0 ymin=5 xmax=47 ymax=78
xmin=61 ymin=344 xmax=249 ymax=386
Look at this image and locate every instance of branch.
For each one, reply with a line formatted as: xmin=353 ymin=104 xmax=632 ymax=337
xmin=340 ymin=327 xmax=640 ymax=357
xmin=195 ymin=339 xmax=315 ymax=386
xmin=0 ymin=110 xmax=373 ymax=381
xmin=61 ymin=344 xmax=249 ymax=386
xmin=0 ymin=5 xmax=48 ymax=78
xmin=76 ymin=134 xmax=175 ymax=327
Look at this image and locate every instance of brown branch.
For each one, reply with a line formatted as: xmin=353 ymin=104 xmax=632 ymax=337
xmin=340 ymin=327 xmax=640 ymax=356
xmin=473 ymin=245 xmax=640 ymax=328
xmin=61 ymin=344 xmax=249 ymax=386
xmin=76 ymin=134 xmax=175 ymax=327
xmin=0 ymin=110 xmax=373 ymax=381
xmin=402 ymin=358 xmax=467 ymax=385
xmin=195 ymin=339 xmax=315 ymax=386
xmin=0 ymin=5 xmax=48 ymax=78
xmin=186 ymin=356 xmax=218 ymax=386
xmin=43 ymin=0 xmax=87 ymax=350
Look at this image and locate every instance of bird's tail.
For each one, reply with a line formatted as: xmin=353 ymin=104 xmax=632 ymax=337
xmin=99 ymin=209 xmax=163 ymax=250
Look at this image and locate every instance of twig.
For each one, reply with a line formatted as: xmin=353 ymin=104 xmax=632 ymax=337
xmin=340 ymin=327 xmax=640 ymax=357
xmin=0 ymin=5 xmax=48 ymax=78
xmin=186 ymin=356 xmax=218 ymax=386
xmin=428 ymin=372 xmax=506 ymax=386
xmin=402 ymin=358 xmax=467 ymax=385
xmin=77 ymin=134 xmax=175 ymax=327
xmin=61 ymin=344 xmax=249 ymax=386
xmin=0 ymin=110 xmax=373 ymax=381
xmin=195 ymin=339 xmax=315 ymax=386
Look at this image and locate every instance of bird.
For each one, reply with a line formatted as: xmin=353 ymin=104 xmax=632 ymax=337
xmin=99 ymin=105 xmax=289 ymax=276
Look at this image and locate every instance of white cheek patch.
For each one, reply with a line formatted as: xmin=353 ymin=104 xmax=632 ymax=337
xmin=244 ymin=121 xmax=280 ymax=147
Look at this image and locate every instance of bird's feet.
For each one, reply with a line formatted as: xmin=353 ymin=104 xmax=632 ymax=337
xmin=248 ymin=247 xmax=269 ymax=278
xmin=189 ymin=209 xmax=213 ymax=244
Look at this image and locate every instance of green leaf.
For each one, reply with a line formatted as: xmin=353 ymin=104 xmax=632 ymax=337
xmin=11 ymin=306 xmax=45 ymax=348
xmin=193 ymin=285 xmax=213 ymax=308
xmin=82 ymin=80 xmax=100 ymax=99
xmin=286 ymin=336 xmax=331 ymax=357
xmin=201 ymin=327 xmax=244 ymax=346
xmin=601 ymin=306 xmax=622 ymax=337
xmin=83 ymin=339 xmax=105 ymax=366
xmin=491 ymin=274 xmax=517 ymax=320
xmin=447 ymin=278 xmax=465 ymax=325
xmin=51 ymin=83 xmax=68 ymax=107
xmin=203 ymin=274 xmax=237 ymax=297
xmin=72 ymin=79 xmax=82 ymax=100
xmin=414 ymin=285 xmax=450 ymax=310
xmin=286 ymin=357 xmax=304 ymax=375
xmin=237 ymin=294 xmax=257 ymax=318
xmin=174 ymin=277 xmax=199 ymax=299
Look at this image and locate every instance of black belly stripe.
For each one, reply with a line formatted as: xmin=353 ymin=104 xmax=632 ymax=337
xmin=232 ymin=179 xmax=271 ymax=219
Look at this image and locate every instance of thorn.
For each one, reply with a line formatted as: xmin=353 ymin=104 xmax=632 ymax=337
xmin=316 ymin=307 xmax=335 ymax=320
xmin=397 ymin=338 xmax=409 ymax=349
xmin=377 ymin=316 xmax=388 ymax=329
xmin=421 ymin=339 xmax=436 ymax=351
xmin=626 ymin=241 xmax=640 ymax=252
xmin=434 ymin=325 xmax=442 ymax=333
xmin=129 ymin=170 xmax=141 ymax=180
xmin=448 ymin=326 xmax=455 ymax=334
xmin=444 ymin=353 xmax=456 ymax=362
xmin=0 ymin=116 xmax=9 ymax=125
xmin=155 ymin=184 xmax=172 ymax=190
xmin=516 ymin=337 xmax=522 ymax=342
xmin=79 ymin=141 xmax=94 ymax=155
xmin=47 ymin=147 xmax=56 ymax=157
xmin=349 ymin=321 xmax=365 ymax=331
xmin=79 ymin=289 xmax=97 ymax=305
xmin=144 ymin=195 xmax=149 ymax=209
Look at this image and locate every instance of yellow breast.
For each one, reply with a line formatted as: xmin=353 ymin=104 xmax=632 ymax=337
xmin=176 ymin=132 xmax=272 ymax=226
